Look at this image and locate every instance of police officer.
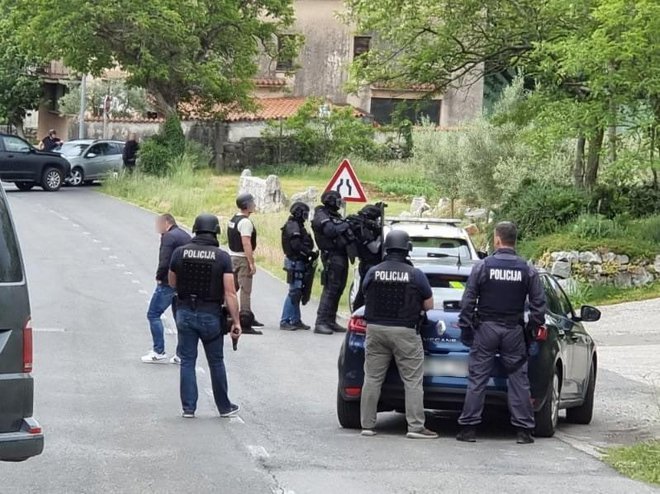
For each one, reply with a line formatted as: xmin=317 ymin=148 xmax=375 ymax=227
xmin=348 ymin=203 xmax=384 ymax=309
xmin=168 ymin=214 xmax=242 ymax=419
xmin=456 ymin=221 xmax=546 ymax=444
xmin=227 ymin=193 xmax=264 ymax=335
xmin=279 ymin=202 xmax=318 ymax=331
xmin=311 ymin=190 xmax=354 ymax=335
xmin=360 ymin=230 xmax=438 ymax=439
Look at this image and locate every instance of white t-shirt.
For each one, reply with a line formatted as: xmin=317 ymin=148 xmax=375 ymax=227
xmin=228 ymin=215 xmax=254 ymax=257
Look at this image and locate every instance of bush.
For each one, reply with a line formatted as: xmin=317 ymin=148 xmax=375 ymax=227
xmin=627 ymin=215 xmax=660 ymax=244
xmin=138 ymin=138 xmax=175 ymax=177
xmin=571 ymin=214 xmax=627 ymax=240
xmin=591 ymin=184 xmax=660 ymax=219
xmin=495 ymin=182 xmax=589 ymax=239
xmin=160 ymin=113 xmax=186 ymax=157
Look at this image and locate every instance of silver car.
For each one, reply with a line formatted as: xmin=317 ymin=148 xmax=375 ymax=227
xmin=58 ymin=140 xmax=125 ymax=186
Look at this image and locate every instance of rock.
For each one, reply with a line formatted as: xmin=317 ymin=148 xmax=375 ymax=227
xmin=435 ymin=197 xmax=452 ymax=217
xmin=551 ymin=251 xmax=570 ymax=262
xmin=290 ymin=187 xmax=318 ymax=210
xmin=593 ymin=264 xmax=603 ymax=274
xmin=579 ymin=251 xmax=602 ymax=264
xmin=238 ymin=169 xmax=285 ymax=213
xmin=557 ymin=278 xmax=580 ymax=296
xmin=615 ymin=254 xmax=630 ymax=265
xmin=654 ymin=255 xmax=660 ymax=274
xmin=464 ymin=207 xmax=488 ymax=221
xmin=614 ymin=272 xmax=632 ymax=288
xmin=551 ymin=260 xmax=572 ymax=279
xmin=410 ymin=197 xmax=430 ymax=216
xmin=568 ymin=251 xmax=579 ymax=263
xmin=602 ymin=252 xmax=617 ymax=263
xmin=464 ymin=223 xmax=479 ymax=236
xmin=631 ymin=268 xmax=654 ymax=287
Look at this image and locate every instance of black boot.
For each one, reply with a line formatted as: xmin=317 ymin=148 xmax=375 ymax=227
xmin=240 ymin=311 xmax=262 ymax=335
xmin=516 ymin=428 xmax=535 ymax=444
xmin=330 ymin=322 xmax=347 ymax=333
xmin=456 ymin=426 xmax=477 ymax=443
xmin=314 ymin=323 xmax=334 ymax=335
xmin=250 ymin=311 xmax=265 ymax=327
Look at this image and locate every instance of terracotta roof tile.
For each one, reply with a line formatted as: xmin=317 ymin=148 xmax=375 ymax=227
xmin=253 ymin=78 xmax=287 ymax=87
xmin=371 ymin=82 xmax=436 ymax=92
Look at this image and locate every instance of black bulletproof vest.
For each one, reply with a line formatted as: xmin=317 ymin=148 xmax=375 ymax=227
xmin=477 ymin=254 xmax=529 ymax=322
xmin=176 ymin=244 xmax=224 ymax=304
xmin=281 ymin=219 xmax=314 ymax=260
xmin=227 ymin=214 xmax=257 ymax=253
xmin=364 ymin=261 xmax=422 ymax=328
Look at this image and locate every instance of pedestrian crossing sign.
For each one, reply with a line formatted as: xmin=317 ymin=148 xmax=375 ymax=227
xmin=324 ymin=159 xmax=368 ymax=203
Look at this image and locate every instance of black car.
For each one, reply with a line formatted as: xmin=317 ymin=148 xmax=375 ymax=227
xmin=0 ymin=133 xmax=71 ymax=191
xmin=0 ymin=186 xmax=44 ymax=461
xmin=338 ymin=259 xmax=601 ymax=437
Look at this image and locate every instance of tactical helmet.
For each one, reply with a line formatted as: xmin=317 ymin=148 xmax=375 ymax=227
xmin=384 ymin=230 xmax=412 ymax=252
xmin=193 ymin=213 xmax=221 ymax=235
xmin=236 ymin=193 xmax=256 ymax=210
xmin=359 ymin=204 xmax=382 ymax=221
xmin=321 ymin=190 xmax=342 ymax=211
xmin=290 ymin=201 xmax=310 ymax=220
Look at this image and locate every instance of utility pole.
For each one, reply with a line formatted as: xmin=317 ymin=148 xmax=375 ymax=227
xmin=78 ymin=74 xmax=87 ymax=139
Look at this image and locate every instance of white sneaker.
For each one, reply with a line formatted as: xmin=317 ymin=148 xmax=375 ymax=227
xmin=170 ymin=355 xmax=181 ymax=365
xmin=141 ymin=351 xmax=168 ymax=363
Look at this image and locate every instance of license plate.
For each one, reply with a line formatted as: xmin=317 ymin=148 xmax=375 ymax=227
xmin=424 ymin=358 xmax=468 ymax=377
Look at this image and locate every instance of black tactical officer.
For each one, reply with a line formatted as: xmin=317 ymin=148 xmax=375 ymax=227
xmin=279 ymin=202 xmax=318 ymax=331
xmin=457 ymin=221 xmax=547 ymax=444
xmin=360 ymin=230 xmax=437 ymax=439
xmin=347 ymin=203 xmax=385 ymax=309
xmin=311 ymin=190 xmax=354 ymax=335
xmin=168 ymin=214 xmax=242 ymax=418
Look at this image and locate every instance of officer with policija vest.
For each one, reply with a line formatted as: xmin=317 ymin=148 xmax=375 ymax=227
xmin=311 ymin=190 xmax=356 ymax=335
xmin=279 ymin=202 xmax=318 ymax=331
xmin=456 ymin=221 xmax=547 ymax=444
xmin=347 ymin=202 xmax=385 ymax=309
xmin=168 ymin=214 xmax=242 ymax=419
xmin=360 ymin=230 xmax=438 ymax=439
xmin=227 ymin=193 xmax=264 ymax=335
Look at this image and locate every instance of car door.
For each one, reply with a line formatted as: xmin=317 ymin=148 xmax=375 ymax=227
xmin=546 ymin=275 xmax=592 ymax=399
xmin=84 ymin=143 xmax=110 ymax=179
xmin=0 ymin=136 xmax=34 ymax=180
xmin=106 ymin=142 xmax=124 ymax=173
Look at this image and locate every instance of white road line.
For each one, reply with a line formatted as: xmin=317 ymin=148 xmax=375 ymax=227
xmin=33 ymin=327 xmax=66 ymax=333
xmin=131 ymin=280 xmax=141 ymax=284
xmin=101 ymin=247 xmax=111 ymax=251
xmin=123 ymin=271 xmax=133 ymax=275
xmin=71 ymin=224 xmax=80 ymax=228
xmin=229 ymin=416 xmax=245 ymax=424
xmin=138 ymin=289 xmax=148 ymax=295
xmin=109 ymin=255 xmax=119 ymax=260
xmin=82 ymin=232 xmax=91 ymax=235
xmin=247 ymin=445 xmax=270 ymax=460
xmin=92 ymin=239 xmax=101 ymax=243
xmin=115 ymin=263 xmax=126 ymax=268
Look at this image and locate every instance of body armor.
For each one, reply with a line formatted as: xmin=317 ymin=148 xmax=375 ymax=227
xmin=227 ymin=214 xmax=257 ymax=253
xmin=477 ymin=255 xmax=529 ymax=323
xmin=281 ymin=219 xmax=314 ymax=261
xmin=176 ymin=244 xmax=224 ymax=307
xmin=364 ymin=260 xmax=422 ymax=328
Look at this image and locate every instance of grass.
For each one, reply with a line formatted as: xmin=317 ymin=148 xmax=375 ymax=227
xmin=604 ymin=441 xmax=660 ymax=485
xmin=568 ymin=281 xmax=660 ymax=307
xmin=102 ymin=162 xmax=418 ymax=311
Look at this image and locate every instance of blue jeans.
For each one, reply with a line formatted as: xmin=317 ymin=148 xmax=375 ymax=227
xmin=147 ymin=284 xmax=176 ymax=354
xmin=175 ymin=308 xmax=234 ymax=414
xmin=280 ymin=259 xmax=306 ymax=324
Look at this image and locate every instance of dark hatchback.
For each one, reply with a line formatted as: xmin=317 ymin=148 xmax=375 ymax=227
xmin=0 ymin=186 xmax=44 ymax=461
xmin=337 ymin=259 xmax=601 ymax=437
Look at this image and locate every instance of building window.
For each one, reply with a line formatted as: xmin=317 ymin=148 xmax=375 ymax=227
xmin=276 ymin=35 xmax=295 ymax=72
xmin=353 ymin=36 xmax=371 ymax=59
xmin=370 ymin=98 xmax=441 ymax=125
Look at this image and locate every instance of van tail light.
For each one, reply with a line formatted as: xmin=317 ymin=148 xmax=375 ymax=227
xmin=23 ymin=317 xmax=33 ymax=373
xmin=348 ymin=316 xmax=367 ymax=334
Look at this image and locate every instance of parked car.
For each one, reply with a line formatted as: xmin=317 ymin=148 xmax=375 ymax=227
xmin=337 ymin=258 xmax=601 ymax=438
xmin=56 ymin=139 xmax=125 ymax=186
xmin=0 ymin=133 xmax=71 ymax=191
xmin=0 ymin=186 xmax=44 ymax=461
xmin=348 ymin=218 xmax=486 ymax=310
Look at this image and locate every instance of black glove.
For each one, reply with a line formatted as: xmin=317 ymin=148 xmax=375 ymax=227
xmin=308 ymin=251 xmax=319 ymax=261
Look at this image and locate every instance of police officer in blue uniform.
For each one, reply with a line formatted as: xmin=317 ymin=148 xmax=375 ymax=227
xmin=168 ymin=214 xmax=242 ymax=419
xmin=457 ymin=221 xmax=546 ymax=444
xmin=360 ymin=230 xmax=438 ymax=439
xmin=311 ymin=190 xmax=355 ymax=335
xmin=280 ymin=202 xmax=318 ymax=331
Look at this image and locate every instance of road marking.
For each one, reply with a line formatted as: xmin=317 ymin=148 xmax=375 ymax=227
xmin=131 ymin=279 xmax=141 ymax=284
xmin=33 ymin=327 xmax=66 ymax=333
xmin=138 ymin=289 xmax=148 ymax=295
xmin=555 ymin=431 xmax=603 ymax=459
xmin=247 ymin=445 xmax=270 ymax=460
xmin=82 ymin=232 xmax=91 ymax=235
xmin=92 ymin=239 xmax=101 ymax=243
xmin=71 ymin=223 xmax=80 ymax=228
xmin=230 ymin=416 xmax=245 ymax=424
xmin=101 ymin=247 xmax=111 ymax=251
xmin=109 ymin=255 xmax=119 ymax=260
xmin=123 ymin=271 xmax=133 ymax=275
xmin=115 ymin=264 xmax=126 ymax=268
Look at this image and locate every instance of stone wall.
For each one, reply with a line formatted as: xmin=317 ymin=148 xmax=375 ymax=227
xmin=237 ymin=169 xmax=286 ymax=213
xmin=541 ymin=251 xmax=660 ymax=288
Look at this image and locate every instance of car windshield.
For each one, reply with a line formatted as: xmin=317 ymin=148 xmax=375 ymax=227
xmin=410 ymin=237 xmax=471 ymax=260
xmin=59 ymin=143 xmax=89 ymax=157
xmin=425 ymin=273 xmax=467 ymax=309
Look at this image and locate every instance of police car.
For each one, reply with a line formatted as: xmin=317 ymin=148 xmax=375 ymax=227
xmin=348 ymin=218 xmax=485 ymax=311
xmin=337 ymin=258 xmax=601 ymax=437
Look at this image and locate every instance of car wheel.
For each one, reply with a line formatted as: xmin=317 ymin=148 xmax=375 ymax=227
xmin=566 ymin=361 xmax=596 ymax=424
xmin=68 ymin=167 xmax=84 ymax=186
xmin=15 ymin=181 xmax=34 ymax=191
xmin=42 ymin=167 xmax=64 ymax=191
xmin=534 ymin=364 xmax=560 ymax=438
xmin=84 ymin=180 xmax=95 ymax=186
xmin=337 ymin=388 xmax=361 ymax=429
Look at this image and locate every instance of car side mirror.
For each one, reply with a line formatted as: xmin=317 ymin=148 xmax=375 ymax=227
xmin=477 ymin=250 xmax=488 ymax=259
xmin=86 ymin=152 xmax=97 ymax=159
xmin=579 ymin=305 xmax=601 ymax=322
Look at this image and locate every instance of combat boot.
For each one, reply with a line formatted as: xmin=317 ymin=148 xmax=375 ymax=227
xmin=314 ymin=324 xmax=334 ymax=335
xmin=516 ymin=428 xmax=535 ymax=444
xmin=456 ymin=426 xmax=477 ymax=443
xmin=330 ymin=322 xmax=347 ymax=333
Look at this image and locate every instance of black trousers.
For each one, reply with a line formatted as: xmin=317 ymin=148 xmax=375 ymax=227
xmin=315 ymin=252 xmax=348 ymax=325
xmin=353 ymin=261 xmax=376 ymax=310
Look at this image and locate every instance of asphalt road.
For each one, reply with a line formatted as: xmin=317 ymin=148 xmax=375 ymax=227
xmin=1 ymin=186 xmax=658 ymax=494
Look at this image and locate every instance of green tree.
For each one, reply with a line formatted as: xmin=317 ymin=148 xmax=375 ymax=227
xmin=58 ymin=79 xmax=151 ymax=119
xmin=0 ymin=22 xmax=43 ymax=137
xmin=8 ymin=0 xmax=298 ymax=116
